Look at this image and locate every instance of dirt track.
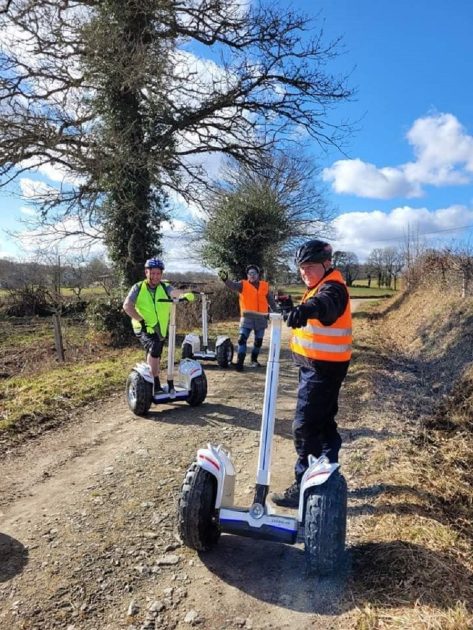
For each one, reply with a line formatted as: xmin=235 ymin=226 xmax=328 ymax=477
xmin=1 ymin=301 xmax=374 ymax=629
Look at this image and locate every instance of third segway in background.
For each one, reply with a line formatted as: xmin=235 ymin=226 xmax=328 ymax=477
xmin=177 ymin=312 xmax=347 ymax=576
xmin=181 ymin=292 xmax=234 ymax=368
xmin=126 ymin=296 xmax=207 ymax=416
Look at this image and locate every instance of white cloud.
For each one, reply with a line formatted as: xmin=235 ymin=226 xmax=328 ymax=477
xmin=323 ymin=113 xmax=473 ymax=199
xmin=19 ymin=206 xmax=37 ymax=217
xmin=323 ymin=158 xmax=421 ymax=199
xmin=19 ymin=158 xmax=81 ymax=185
xmin=332 ymin=204 xmax=473 ymax=260
xmin=19 ymin=178 xmax=57 ymax=199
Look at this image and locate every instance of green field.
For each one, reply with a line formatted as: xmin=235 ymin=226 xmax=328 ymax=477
xmin=279 ymin=282 xmax=397 ymax=301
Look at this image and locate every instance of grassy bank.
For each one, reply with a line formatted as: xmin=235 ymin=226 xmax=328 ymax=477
xmin=345 ymin=291 xmax=472 ymax=628
xmin=0 ymin=315 xmax=238 ymax=440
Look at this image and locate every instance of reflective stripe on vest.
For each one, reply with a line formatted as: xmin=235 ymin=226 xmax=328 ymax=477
xmin=131 ymin=281 xmax=171 ymax=337
xmin=290 ymin=269 xmax=352 ymax=362
xmin=238 ymin=279 xmax=269 ymax=316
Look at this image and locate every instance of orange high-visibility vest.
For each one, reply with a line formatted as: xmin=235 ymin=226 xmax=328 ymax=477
xmin=290 ymin=269 xmax=352 ymax=362
xmin=239 ymin=280 xmax=269 ymax=316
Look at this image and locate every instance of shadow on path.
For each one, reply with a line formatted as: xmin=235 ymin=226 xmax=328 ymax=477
xmin=201 ymin=533 xmax=351 ymax=615
xmin=0 ymin=532 xmax=29 ymax=582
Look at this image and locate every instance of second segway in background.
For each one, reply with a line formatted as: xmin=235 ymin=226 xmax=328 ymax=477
xmin=181 ymin=292 xmax=234 ymax=368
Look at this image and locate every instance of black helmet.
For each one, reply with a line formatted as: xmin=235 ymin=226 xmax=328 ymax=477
xmin=295 ymin=240 xmax=332 ymax=266
xmin=246 ymin=264 xmax=260 ymax=274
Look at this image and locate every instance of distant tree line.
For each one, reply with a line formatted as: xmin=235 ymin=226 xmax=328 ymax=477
xmin=331 ymin=241 xmax=472 ymax=296
xmin=0 ymin=256 xmax=111 ymax=296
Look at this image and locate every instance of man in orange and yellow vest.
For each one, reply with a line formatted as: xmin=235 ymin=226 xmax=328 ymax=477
xmin=271 ymin=239 xmax=352 ymax=508
xmin=218 ymin=264 xmax=277 ymax=371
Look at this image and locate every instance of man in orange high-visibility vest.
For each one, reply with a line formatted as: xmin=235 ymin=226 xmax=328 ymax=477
xmin=218 ymin=265 xmax=277 ymax=371
xmin=271 ymin=240 xmax=352 ymax=508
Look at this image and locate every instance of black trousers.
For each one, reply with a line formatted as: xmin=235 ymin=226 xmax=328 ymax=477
xmin=293 ymin=360 xmax=349 ymax=482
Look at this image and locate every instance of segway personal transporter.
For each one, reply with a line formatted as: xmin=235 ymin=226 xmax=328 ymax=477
xmin=126 ymin=297 xmax=207 ymax=416
xmin=181 ymin=292 xmax=234 ymax=368
xmin=177 ymin=313 xmax=347 ymax=576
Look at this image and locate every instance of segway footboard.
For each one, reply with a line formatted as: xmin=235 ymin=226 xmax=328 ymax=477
xmin=219 ymin=508 xmax=298 ymax=544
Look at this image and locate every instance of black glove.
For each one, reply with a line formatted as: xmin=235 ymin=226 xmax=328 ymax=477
xmin=218 ymin=269 xmax=228 ymax=282
xmin=286 ymin=305 xmax=310 ymax=328
xmin=139 ymin=320 xmax=146 ymax=333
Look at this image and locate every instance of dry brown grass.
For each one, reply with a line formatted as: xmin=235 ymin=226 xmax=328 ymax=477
xmin=343 ymin=285 xmax=473 ymax=628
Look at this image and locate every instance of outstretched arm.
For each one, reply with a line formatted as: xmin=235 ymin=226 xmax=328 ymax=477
xmin=287 ymin=282 xmax=348 ymax=328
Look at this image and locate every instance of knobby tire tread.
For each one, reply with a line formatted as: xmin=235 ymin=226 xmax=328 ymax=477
xmin=216 ymin=339 xmax=234 ymax=368
xmin=304 ymin=471 xmax=347 ymax=576
xmin=126 ymin=372 xmax=152 ymax=416
xmin=177 ymin=462 xmax=220 ymax=551
xmin=187 ymin=373 xmax=207 ymax=406
xmin=182 ymin=343 xmax=194 ymax=360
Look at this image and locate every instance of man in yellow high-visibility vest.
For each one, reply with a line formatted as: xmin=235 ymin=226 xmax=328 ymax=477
xmin=271 ymin=240 xmax=352 ymax=508
xmin=123 ymin=257 xmax=194 ymax=393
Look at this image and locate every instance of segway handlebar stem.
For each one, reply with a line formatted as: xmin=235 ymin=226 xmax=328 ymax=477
xmin=156 ymin=297 xmax=190 ymax=381
xmin=255 ymin=312 xmax=283 ymax=489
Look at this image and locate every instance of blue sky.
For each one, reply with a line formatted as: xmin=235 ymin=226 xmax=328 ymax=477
xmin=1 ymin=0 xmax=473 ymax=267
xmin=308 ymin=0 xmax=473 ymax=256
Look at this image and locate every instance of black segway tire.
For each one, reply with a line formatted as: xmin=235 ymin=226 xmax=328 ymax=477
xmin=304 ymin=470 xmax=347 ymax=576
xmin=216 ymin=339 xmax=234 ymax=368
xmin=182 ymin=342 xmax=194 ymax=360
xmin=126 ymin=371 xmax=152 ymax=416
xmin=186 ymin=373 xmax=207 ymax=406
xmin=177 ymin=462 xmax=221 ymax=551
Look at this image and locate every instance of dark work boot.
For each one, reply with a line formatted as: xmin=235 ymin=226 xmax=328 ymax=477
xmin=250 ymin=352 xmax=262 ymax=368
xmin=270 ymin=481 xmax=300 ymax=509
xmin=235 ymin=353 xmax=246 ymax=372
xmin=154 ymin=377 xmax=164 ymax=394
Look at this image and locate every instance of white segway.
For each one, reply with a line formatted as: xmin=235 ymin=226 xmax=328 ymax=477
xmin=181 ymin=292 xmax=234 ymax=368
xmin=177 ymin=313 xmax=347 ymax=576
xmin=126 ymin=297 xmax=207 ymax=416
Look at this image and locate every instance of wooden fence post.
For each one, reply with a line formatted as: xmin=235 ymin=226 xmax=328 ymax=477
xmin=52 ymin=312 xmax=65 ymax=362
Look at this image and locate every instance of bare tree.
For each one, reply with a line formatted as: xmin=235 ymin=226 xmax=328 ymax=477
xmin=381 ymin=246 xmax=403 ymax=290
xmin=367 ymin=248 xmax=385 ymax=287
xmin=400 ymin=223 xmax=426 ymax=289
xmin=333 ymin=250 xmax=359 ymax=286
xmin=194 ymin=152 xmax=335 ymax=278
xmin=446 ymin=243 xmax=473 ymax=298
xmin=1 ymin=0 xmax=353 ymax=283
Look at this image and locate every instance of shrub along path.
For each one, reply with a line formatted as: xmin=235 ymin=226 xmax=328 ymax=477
xmin=0 ymin=299 xmax=471 ymax=629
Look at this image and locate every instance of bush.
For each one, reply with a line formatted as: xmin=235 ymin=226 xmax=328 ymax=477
xmin=2 ymin=286 xmax=54 ymax=317
xmin=61 ymin=299 xmax=89 ymax=316
xmin=176 ymin=282 xmax=239 ymax=331
xmin=86 ymin=298 xmax=135 ymax=347
xmin=86 ymin=282 xmax=240 ymax=347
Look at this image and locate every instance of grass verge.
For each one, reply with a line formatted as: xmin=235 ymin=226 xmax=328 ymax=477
xmin=0 ymin=317 xmax=238 ymax=441
xmin=344 ymin=297 xmax=472 ymax=629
